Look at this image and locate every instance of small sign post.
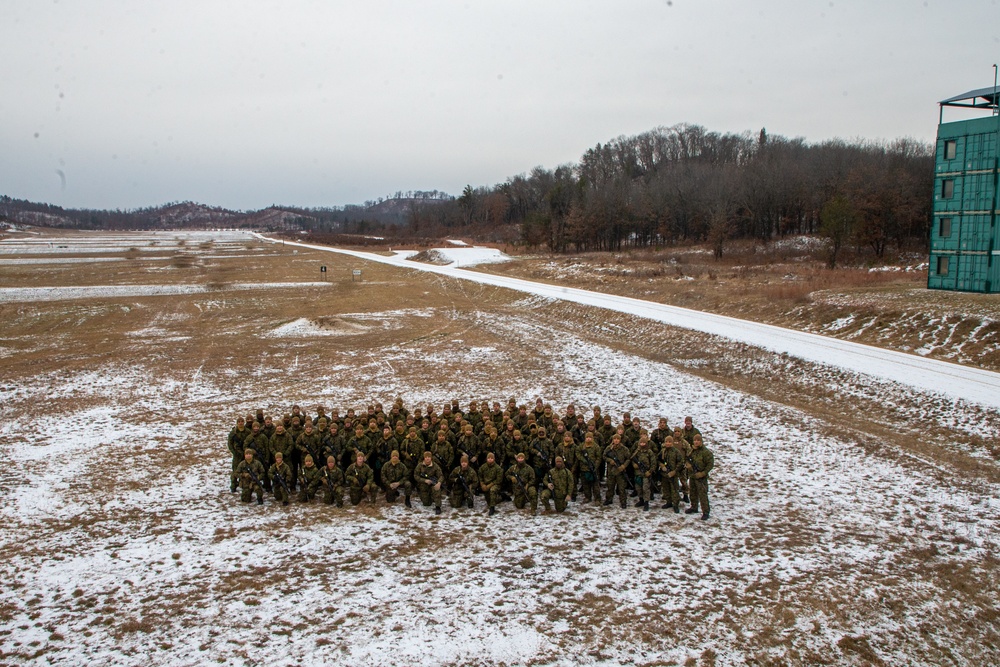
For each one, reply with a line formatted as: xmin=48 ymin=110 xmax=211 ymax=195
xmin=352 ymin=269 xmax=362 ymax=282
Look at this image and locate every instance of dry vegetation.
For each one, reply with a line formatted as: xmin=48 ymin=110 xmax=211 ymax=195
xmin=472 ymin=239 xmax=1000 ymax=372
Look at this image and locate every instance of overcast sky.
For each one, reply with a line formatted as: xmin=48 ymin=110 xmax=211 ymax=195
xmin=2 ymin=0 xmax=998 ymax=211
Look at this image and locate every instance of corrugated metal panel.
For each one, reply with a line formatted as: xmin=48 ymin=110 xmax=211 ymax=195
xmin=931 ymin=116 xmax=1000 ymax=293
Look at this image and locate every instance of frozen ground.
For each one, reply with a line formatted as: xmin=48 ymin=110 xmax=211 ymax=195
xmin=1 ymin=230 xmax=998 ymax=666
xmin=261 ymin=236 xmax=1000 ymax=411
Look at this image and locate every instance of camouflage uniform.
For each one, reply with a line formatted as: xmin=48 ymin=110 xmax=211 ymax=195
xmin=478 ymin=460 xmax=504 ymax=513
xmin=430 ymin=437 xmax=453 ymax=490
xmin=554 ymin=437 xmax=578 ymax=500
xmin=659 ymin=441 xmax=686 ymax=512
xmin=233 ymin=453 xmax=265 ymax=504
xmin=320 ymin=462 xmax=345 ymax=507
xmin=268 ymin=459 xmax=293 ymax=504
xmin=380 ymin=460 xmax=412 ymax=504
xmin=401 ymin=434 xmax=425 ymax=477
xmin=576 ymin=438 xmax=603 ymax=502
xmin=449 ymin=463 xmax=479 ymax=509
xmin=528 ymin=431 xmax=554 ymax=483
xmin=506 ymin=460 xmax=538 ymax=512
xmin=540 ymin=464 xmax=574 ymax=513
xmin=244 ymin=429 xmax=272 ymax=491
xmin=345 ymin=461 xmax=377 ymax=505
xmin=455 ymin=431 xmax=480 ymax=470
xmin=603 ymin=440 xmax=631 ymax=508
xmin=322 ymin=428 xmax=346 ymax=467
xmin=295 ymin=428 xmax=321 ymax=469
xmin=631 ymin=442 xmax=657 ymax=508
xmin=413 ymin=459 xmax=444 ymax=511
xmin=298 ymin=461 xmax=323 ymax=502
xmin=686 ymin=441 xmax=714 ymax=519
xmin=227 ymin=423 xmax=247 ymax=474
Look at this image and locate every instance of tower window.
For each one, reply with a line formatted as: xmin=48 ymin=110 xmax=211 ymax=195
xmin=937 ymin=256 xmax=950 ymax=275
xmin=944 ymin=140 xmax=957 ymax=160
xmin=939 ymin=217 xmax=952 ymax=238
xmin=942 ymin=179 xmax=955 ymax=199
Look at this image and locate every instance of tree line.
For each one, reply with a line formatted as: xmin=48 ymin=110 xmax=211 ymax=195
xmin=387 ymin=124 xmax=934 ymax=265
xmin=3 ymin=124 xmax=934 ymax=265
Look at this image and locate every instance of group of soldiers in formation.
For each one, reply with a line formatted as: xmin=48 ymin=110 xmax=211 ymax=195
xmin=228 ymin=398 xmax=715 ymax=520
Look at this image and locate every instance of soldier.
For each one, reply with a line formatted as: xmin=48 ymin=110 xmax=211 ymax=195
xmin=650 ymin=417 xmax=672 ymax=450
xmin=227 ymin=417 xmax=248 ymax=490
xmin=561 ymin=403 xmax=577 ymax=431
xmin=577 ymin=432 xmax=603 ymax=503
xmin=268 ymin=451 xmax=293 ymax=506
xmin=370 ymin=427 xmax=397 ymax=488
xmin=430 ymin=431 xmax=453 ymax=491
xmin=455 ymin=424 xmax=480 ymax=470
xmin=381 ymin=450 xmax=412 ymax=507
xmin=681 ymin=416 xmax=702 ymax=446
xmin=314 ymin=404 xmax=328 ymax=426
xmin=347 ymin=425 xmax=372 ymax=469
xmin=322 ymin=423 xmax=346 ymax=467
xmin=233 ymin=448 xmax=265 ymax=505
xmin=320 ymin=456 xmax=345 ymax=507
xmin=480 ymin=427 xmax=505 ymax=470
xmin=659 ymin=436 xmax=685 ymax=513
xmin=345 ymin=452 xmax=377 ymax=505
xmin=287 ymin=415 xmax=304 ymax=446
xmin=554 ymin=433 xmax=578 ymax=501
xmin=685 ymin=434 xmax=714 ymax=520
xmin=401 ymin=427 xmax=425 ymax=476
xmin=270 ymin=422 xmax=296 ymax=488
xmin=289 ymin=404 xmax=306 ymax=428
xmin=506 ymin=452 xmax=538 ymax=514
xmin=673 ymin=426 xmax=692 ymax=503
xmin=603 ymin=435 xmax=630 ymax=508
xmin=528 ymin=427 xmax=554 ymax=484
xmin=541 ymin=456 xmax=574 ymax=514
xmin=244 ymin=422 xmax=272 ymax=492
xmin=632 ymin=435 xmax=656 ymax=511
xmin=298 ymin=454 xmax=323 ymax=503
xmin=413 ymin=451 xmax=444 ymax=515
xmin=261 ymin=415 xmax=276 ymax=439
xmin=478 ymin=451 xmax=504 ymax=516
xmin=449 ymin=455 xmax=479 ymax=509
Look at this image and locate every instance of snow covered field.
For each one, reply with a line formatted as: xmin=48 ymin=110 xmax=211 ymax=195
xmin=1 ymin=230 xmax=998 ymax=666
xmin=261 ymin=235 xmax=1000 ymax=411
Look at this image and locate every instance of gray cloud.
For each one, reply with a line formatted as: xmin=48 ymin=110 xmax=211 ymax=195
xmin=2 ymin=0 xmax=997 ymax=210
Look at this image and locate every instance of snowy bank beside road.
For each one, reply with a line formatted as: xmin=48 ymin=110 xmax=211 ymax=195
xmin=258 ymin=235 xmax=1000 ymax=411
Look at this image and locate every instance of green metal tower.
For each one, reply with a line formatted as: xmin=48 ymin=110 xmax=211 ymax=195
xmin=929 ymin=84 xmax=1000 ymax=293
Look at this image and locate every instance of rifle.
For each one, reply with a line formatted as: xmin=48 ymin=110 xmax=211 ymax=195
xmin=634 ymin=457 xmax=649 ymax=490
xmin=531 ymin=446 xmax=553 ymax=469
xmin=244 ymin=464 xmax=265 ymax=493
xmin=456 ymin=470 xmax=473 ymax=498
xmin=323 ymin=467 xmax=338 ymax=496
xmin=418 ymin=470 xmax=439 ymax=486
xmin=605 ymin=450 xmax=635 ymax=490
xmin=510 ymin=469 xmax=529 ymax=494
xmin=272 ymin=466 xmax=292 ymax=498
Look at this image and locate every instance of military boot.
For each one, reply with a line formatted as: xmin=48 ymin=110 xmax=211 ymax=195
xmin=488 ymin=506 xmax=496 ymax=516
xmin=685 ymin=507 xmax=698 ymax=514
xmin=404 ymin=495 xmax=412 ymax=508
